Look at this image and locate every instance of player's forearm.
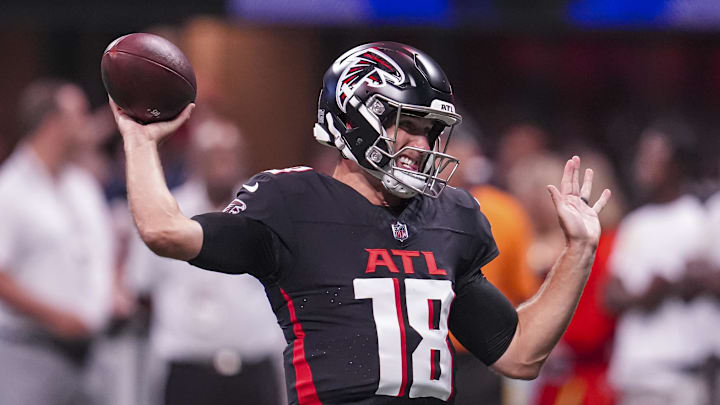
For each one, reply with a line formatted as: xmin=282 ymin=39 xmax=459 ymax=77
xmin=496 ymin=241 xmax=596 ymax=379
xmin=123 ymin=134 xmax=200 ymax=260
xmin=519 ymin=241 xmax=595 ymax=352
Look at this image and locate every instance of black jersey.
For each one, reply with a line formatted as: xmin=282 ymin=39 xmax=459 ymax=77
xmin=190 ymin=167 xmax=518 ymax=405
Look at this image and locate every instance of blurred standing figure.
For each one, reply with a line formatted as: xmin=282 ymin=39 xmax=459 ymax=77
xmin=535 ymin=152 xmax=625 ymax=405
xmin=699 ymin=176 xmax=720 ymax=404
xmin=605 ymin=120 xmax=710 ymax=405
xmin=126 ymin=116 xmax=286 ymax=405
xmin=0 ymin=79 xmax=115 ymax=405
xmin=445 ymin=130 xmax=539 ymax=405
xmin=448 ymin=128 xmax=539 ymax=306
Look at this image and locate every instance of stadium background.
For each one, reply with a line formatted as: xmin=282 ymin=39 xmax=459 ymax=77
xmin=2 ymin=0 xmax=719 ymax=198
xmin=1 ymin=1 xmax=720 ymax=404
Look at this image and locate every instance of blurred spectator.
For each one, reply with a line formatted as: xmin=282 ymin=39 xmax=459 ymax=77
xmin=506 ymin=152 xmax=566 ymax=278
xmin=605 ymin=119 xmax=711 ymax=405
xmin=535 ymin=152 xmax=626 ymax=405
xmin=494 ymin=122 xmax=550 ymax=188
xmin=445 ymin=125 xmax=539 ymax=405
xmin=126 ymin=115 xmax=286 ymax=405
xmin=702 ymin=190 xmax=720 ymax=404
xmin=0 ymin=79 xmax=115 ymax=405
xmin=76 ymin=105 xmax=145 ymax=405
xmin=448 ymin=125 xmax=539 ymax=309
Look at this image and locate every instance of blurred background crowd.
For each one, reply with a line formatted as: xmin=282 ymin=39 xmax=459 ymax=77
xmin=2 ymin=1 xmax=720 ymax=404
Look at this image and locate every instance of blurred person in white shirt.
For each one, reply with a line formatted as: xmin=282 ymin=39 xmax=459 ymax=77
xmin=605 ymin=119 xmax=713 ymax=405
xmin=126 ymin=115 xmax=286 ymax=405
xmin=0 ymin=79 xmax=115 ymax=405
xmin=699 ymin=183 xmax=720 ymax=404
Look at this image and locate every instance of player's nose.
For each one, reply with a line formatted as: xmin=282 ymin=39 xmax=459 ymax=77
xmin=406 ymin=132 xmax=431 ymax=151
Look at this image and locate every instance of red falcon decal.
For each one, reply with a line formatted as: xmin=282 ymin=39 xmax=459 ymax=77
xmin=336 ymin=48 xmax=405 ymax=112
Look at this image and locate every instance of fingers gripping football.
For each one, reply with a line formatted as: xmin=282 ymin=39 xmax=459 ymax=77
xmin=109 ymin=96 xmax=195 ymax=144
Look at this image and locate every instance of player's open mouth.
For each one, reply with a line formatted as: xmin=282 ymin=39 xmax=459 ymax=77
xmin=396 ymin=155 xmax=420 ymax=172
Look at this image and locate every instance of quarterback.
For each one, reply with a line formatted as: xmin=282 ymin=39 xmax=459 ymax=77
xmin=111 ymin=42 xmax=610 ymax=404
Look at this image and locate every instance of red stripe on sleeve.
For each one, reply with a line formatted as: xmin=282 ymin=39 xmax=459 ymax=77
xmin=280 ymin=288 xmax=322 ymax=405
xmin=393 ymin=278 xmax=408 ymax=397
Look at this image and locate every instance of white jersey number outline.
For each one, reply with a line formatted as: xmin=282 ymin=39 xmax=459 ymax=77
xmin=354 ymin=278 xmax=454 ymax=400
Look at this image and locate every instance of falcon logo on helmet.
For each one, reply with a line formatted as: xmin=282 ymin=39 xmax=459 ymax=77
xmin=315 ymin=42 xmax=463 ymax=199
xmin=336 ymin=49 xmax=405 ymax=113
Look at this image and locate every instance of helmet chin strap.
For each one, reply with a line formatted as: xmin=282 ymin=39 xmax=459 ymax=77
xmin=381 ymin=168 xmax=424 ymax=199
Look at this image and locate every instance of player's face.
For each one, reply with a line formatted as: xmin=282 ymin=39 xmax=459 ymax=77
xmin=385 ymin=115 xmax=435 ymax=173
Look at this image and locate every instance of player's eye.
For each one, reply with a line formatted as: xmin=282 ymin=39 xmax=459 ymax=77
xmin=399 ymin=121 xmax=424 ymax=136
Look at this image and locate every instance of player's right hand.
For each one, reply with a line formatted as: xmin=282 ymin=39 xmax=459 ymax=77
xmin=547 ymin=156 xmax=611 ymax=248
xmin=108 ymin=96 xmax=195 ymax=144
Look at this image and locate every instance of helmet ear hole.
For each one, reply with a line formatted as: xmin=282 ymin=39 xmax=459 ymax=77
xmin=343 ymin=96 xmax=393 ymax=170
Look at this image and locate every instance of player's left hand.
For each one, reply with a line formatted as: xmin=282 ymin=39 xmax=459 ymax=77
xmin=547 ymin=156 xmax=611 ymax=247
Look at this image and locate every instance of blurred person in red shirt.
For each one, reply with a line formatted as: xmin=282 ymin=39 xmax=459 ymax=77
xmin=535 ymin=152 xmax=625 ymax=405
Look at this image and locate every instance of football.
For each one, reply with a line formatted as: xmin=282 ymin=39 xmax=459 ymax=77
xmin=101 ymin=33 xmax=197 ymax=124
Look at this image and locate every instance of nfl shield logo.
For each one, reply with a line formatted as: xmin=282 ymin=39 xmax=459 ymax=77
xmin=391 ymin=221 xmax=409 ymax=242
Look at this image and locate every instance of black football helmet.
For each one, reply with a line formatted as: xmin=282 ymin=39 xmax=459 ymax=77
xmin=313 ymin=42 xmax=462 ymax=198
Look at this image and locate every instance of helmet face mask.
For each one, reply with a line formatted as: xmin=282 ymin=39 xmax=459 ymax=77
xmin=314 ymin=42 xmax=462 ymax=199
xmin=365 ymin=96 xmax=460 ymax=198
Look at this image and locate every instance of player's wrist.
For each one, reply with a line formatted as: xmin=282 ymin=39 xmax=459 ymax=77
xmin=563 ymin=241 xmax=597 ymax=270
xmin=121 ymin=129 xmax=159 ymax=151
xmin=566 ymin=238 xmax=596 ymax=252
xmin=565 ymin=231 xmax=599 ymax=249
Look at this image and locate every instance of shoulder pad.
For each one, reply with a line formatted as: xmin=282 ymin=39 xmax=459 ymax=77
xmin=262 ymin=166 xmax=314 ymax=175
xmin=439 ymin=186 xmax=479 ymax=210
xmin=237 ymin=166 xmax=317 ymax=198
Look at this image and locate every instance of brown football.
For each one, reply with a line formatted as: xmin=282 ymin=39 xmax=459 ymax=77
xmin=101 ymin=33 xmax=196 ymax=123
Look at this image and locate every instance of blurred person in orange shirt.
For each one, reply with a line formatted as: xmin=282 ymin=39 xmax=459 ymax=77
xmin=448 ymin=122 xmax=539 ymax=308
xmin=444 ymin=121 xmax=539 ymax=405
xmin=0 ymin=79 xmax=115 ymax=405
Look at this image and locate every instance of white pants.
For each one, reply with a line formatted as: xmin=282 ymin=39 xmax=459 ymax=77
xmin=0 ymin=339 xmax=85 ymax=405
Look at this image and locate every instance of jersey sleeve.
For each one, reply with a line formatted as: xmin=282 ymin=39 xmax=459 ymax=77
xmin=228 ymin=171 xmax=296 ymax=247
xmin=189 ymin=213 xmax=287 ymax=281
xmin=188 ymin=172 xmax=294 ymax=282
xmin=449 ymin=273 xmax=518 ymax=365
xmin=456 ymin=198 xmax=499 ymax=291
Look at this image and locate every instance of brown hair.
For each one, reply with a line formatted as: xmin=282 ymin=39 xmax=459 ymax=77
xmin=17 ymin=78 xmax=73 ymax=137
